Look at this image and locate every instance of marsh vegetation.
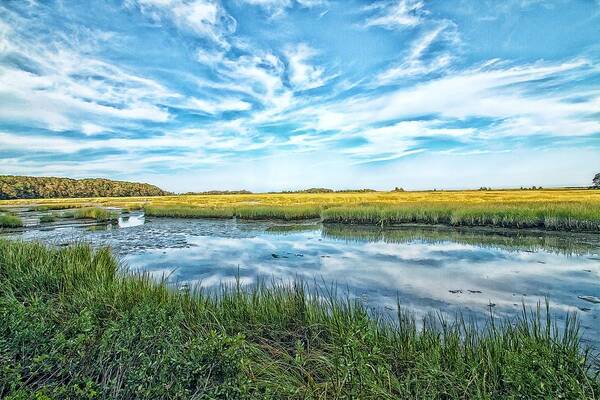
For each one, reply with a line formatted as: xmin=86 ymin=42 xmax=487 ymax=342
xmin=73 ymin=207 xmax=119 ymax=222
xmin=0 ymin=239 xmax=598 ymax=399
xmin=0 ymin=212 xmax=22 ymax=228
xmin=4 ymin=189 xmax=600 ymax=231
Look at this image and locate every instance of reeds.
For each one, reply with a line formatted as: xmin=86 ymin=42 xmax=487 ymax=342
xmin=322 ymin=202 xmax=600 ymax=231
xmin=0 ymin=212 xmax=22 ymax=228
xmin=39 ymin=214 xmax=55 ymax=223
xmin=144 ymin=205 xmax=321 ymax=221
xmin=0 ymin=239 xmax=598 ymax=399
xmin=73 ymin=207 xmax=119 ymax=221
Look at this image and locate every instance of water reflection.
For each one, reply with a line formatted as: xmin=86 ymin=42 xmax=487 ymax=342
xmin=322 ymin=224 xmax=600 ymax=256
xmin=4 ymin=217 xmax=599 ymax=347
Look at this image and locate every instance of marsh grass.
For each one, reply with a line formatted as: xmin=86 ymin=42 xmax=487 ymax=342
xmin=34 ymin=204 xmax=82 ymax=211
xmin=322 ymin=202 xmax=600 ymax=231
xmin=4 ymin=189 xmax=600 ymax=231
xmin=0 ymin=240 xmax=598 ymax=399
xmin=73 ymin=207 xmax=119 ymax=221
xmin=0 ymin=213 xmax=22 ymax=228
xmin=235 ymin=205 xmax=321 ymax=220
xmin=145 ymin=205 xmax=321 ymax=221
xmin=39 ymin=214 xmax=56 ymax=223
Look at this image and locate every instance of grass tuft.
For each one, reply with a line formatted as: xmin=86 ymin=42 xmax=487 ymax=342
xmin=0 ymin=213 xmax=22 ymax=228
xmin=73 ymin=207 xmax=118 ymax=221
xmin=0 ymin=239 xmax=598 ymax=399
xmin=39 ymin=214 xmax=56 ymax=223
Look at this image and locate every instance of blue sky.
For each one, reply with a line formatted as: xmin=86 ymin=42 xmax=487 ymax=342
xmin=1 ymin=0 xmax=599 ymax=192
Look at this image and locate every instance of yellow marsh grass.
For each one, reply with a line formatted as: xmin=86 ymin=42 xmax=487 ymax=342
xmin=2 ymin=189 xmax=599 ymax=210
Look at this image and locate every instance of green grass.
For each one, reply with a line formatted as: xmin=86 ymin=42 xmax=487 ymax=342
xmin=39 ymin=214 xmax=56 ymax=223
xmin=235 ymin=205 xmax=321 ymax=220
xmin=144 ymin=205 xmax=321 ymax=221
xmin=322 ymin=202 xmax=600 ymax=231
xmin=34 ymin=204 xmax=82 ymax=211
xmin=73 ymin=207 xmax=119 ymax=222
xmin=0 ymin=240 xmax=598 ymax=399
xmin=0 ymin=213 xmax=22 ymax=228
xmin=58 ymin=210 xmax=76 ymax=218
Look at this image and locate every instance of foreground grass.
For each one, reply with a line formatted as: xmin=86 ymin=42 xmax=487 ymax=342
xmin=0 ymin=240 xmax=598 ymax=399
xmin=0 ymin=213 xmax=22 ymax=228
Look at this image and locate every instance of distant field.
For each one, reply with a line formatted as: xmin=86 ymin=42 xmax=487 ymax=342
xmin=2 ymin=189 xmax=600 ymax=231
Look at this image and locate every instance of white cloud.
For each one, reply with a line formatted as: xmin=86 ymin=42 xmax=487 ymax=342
xmin=374 ymin=19 xmax=460 ymax=84
xmin=296 ymin=0 xmax=327 ymax=6
xmin=0 ymin=123 xmax=273 ymax=159
xmin=303 ymin=59 xmax=599 ymax=138
xmin=284 ymin=43 xmax=327 ymax=90
xmin=343 ymin=120 xmax=473 ymax=162
xmin=196 ymin=48 xmax=226 ymax=65
xmin=81 ymin=123 xmax=107 ymax=135
xmin=282 ymin=58 xmax=600 ymax=162
xmin=0 ymin=8 xmax=179 ymax=132
xmin=186 ymin=97 xmax=253 ymax=114
xmin=129 ymin=0 xmax=236 ymax=46
xmin=364 ymin=0 xmax=425 ymax=30
xmin=197 ymin=49 xmax=298 ymax=122
xmin=0 ymin=62 xmax=173 ymax=130
xmin=239 ymin=0 xmax=327 ymax=16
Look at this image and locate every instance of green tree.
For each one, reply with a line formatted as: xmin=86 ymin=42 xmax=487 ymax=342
xmin=594 ymin=173 xmax=600 ymax=188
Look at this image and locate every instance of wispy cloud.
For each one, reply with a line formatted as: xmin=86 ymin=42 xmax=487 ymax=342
xmin=342 ymin=120 xmax=474 ymax=163
xmin=127 ymin=0 xmax=236 ymax=46
xmin=284 ymin=43 xmax=330 ymax=90
xmin=363 ymin=0 xmax=425 ymax=30
xmin=374 ymin=21 xmax=458 ymax=84
xmin=0 ymin=5 xmax=178 ymax=132
xmin=290 ymin=58 xmax=600 ymax=161
xmin=239 ymin=0 xmax=327 ymax=16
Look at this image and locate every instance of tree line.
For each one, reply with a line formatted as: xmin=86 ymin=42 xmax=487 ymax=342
xmin=0 ymin=175 xmax=170 ymax=200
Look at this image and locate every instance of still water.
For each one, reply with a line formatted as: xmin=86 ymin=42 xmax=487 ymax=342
xmin=5 ymin=212 xmax=600 ymax=347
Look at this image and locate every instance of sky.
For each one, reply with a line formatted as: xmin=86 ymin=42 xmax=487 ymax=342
xmin=1 ymin=0 xmax=599 ymax=192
